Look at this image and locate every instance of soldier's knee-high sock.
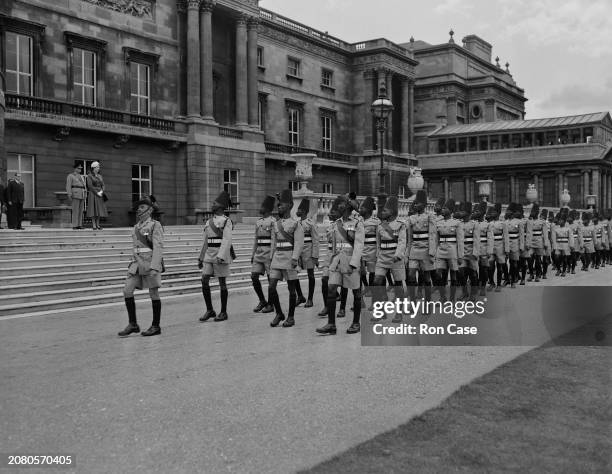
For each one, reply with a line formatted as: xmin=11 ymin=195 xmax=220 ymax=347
xmin=479 ymin=265 xmax=487 ymax=287
xmin=534 ymin=255 xmax=541 ymax=277
xmin=340 ymin=287 xmax=348 ymax=310
xmin=352 ymin=289 xmax=362 ymax=324
xmin=219 ymin=278 xmax=228 ymax=312
xmin=361 ymin=272 xmax=368 ymax=289
xmin=288 ymin=281 xmax=297 ymax=319
xmin=394 ymin=281 xmax=404 ymax=301
xmin=201 ymin=277 xmax=213 ymax=310
xmin=520 ymin=258 xmax=527 ymax=281
xmin=407 ymin=277 xmax=417 ymax=300
xmin=307 ymin=269 xmax=315 ymax=301
xmin=503 ymin=262 xmax=509 ymax=282
xmin=321 ymin=276 xmax=328 ymax=302
xmin=294 ymin=279 xmax=304 ymax=300
xmin=496 ymin=262 xmax=504 ymax=286
xmin=251 ymin=274 xmax=266 ymax=303
xmin=527 ymin=256 xmax=534 ymax=277
xmin=542 ymin=256 xmax=549 ymax=276
xmin=125 ymin=297 xmax=137 ymax=325
xmin=151 ymin=299 xmax=161 ymax=327
xmin=268 ymin=282 xmax=282 ymax=314
xmin=327 ymin=286 xmax=338 ymax=325
xmin=386 ymin=271 xmax=394 ymax=287
xmin=449 ymin=272 xmax=458 ymax=300
xmin=368 ymin=272 xmax=375 ymax=287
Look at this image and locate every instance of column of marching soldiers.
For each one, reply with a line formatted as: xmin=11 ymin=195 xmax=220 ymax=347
xmin=117 ymin=190 xmax=612 ymax=337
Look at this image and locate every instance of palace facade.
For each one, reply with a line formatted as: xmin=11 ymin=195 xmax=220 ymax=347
xmin=0 ymin=0 xmax=609 ymax=226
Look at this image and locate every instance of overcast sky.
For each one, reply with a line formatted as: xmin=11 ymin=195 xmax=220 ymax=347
xmin=260 ymin=0 xmax=612 ymax=120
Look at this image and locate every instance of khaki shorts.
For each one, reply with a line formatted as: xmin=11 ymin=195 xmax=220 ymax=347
xmin=251 ymin=261 xmax=270 ymax=275
xmin=375 ymin=264 xmax=406 ymax=282
xmin=300 ymin=257 xmax=316 ymax=270
xmin=508 ymin=250 xmax=520 ymax=261
xmin=532 ymin=248 xmax=546 ymax=256
xmin=362 ymin=259 xmax=376 ymax=273
xmin=435 ymin=257 xmax=458 ymax=271
xmin=125 ymin=271 xmax=161 ymax=290
xmin=520 ymin=249 xmax=532 ymax=258
xmin=270 ymin=268 xmax=298 ymax=281
xmin=460 ymin=255 xmax=479 ymax=271
xmin=407 ymin=255 xmax=434 ymax=271
xmin=329 ymin=269 xmax=360 ymax=289
xmin=202 ymin=262 xmax=230 ymax=278
xmin=478 ymin=255 xmax=490 ymax=267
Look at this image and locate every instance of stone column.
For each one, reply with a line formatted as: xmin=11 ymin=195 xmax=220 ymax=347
xmin=464 ymin=177 xmax=471 ymax=202
xmin=400 ymin=77 xmax=409 ymax=154
xmin=510 ymin=174 xmax=515 ymax=202
xmin=583 ymin=170 xmax=590 ymax=208
xmin=408 ymin=79 xmax=414 ymax=154
xmin=247 ymin=17 xmax=259 ymax=128
xmin=187 ymin=0 xmax=202 ymax=117
xmin=363 ymin=69 xmax=376 ymax=151
xmin=443 ymin=178 xmax=449 ymax=199
xmin=199 ymin=0 xmax=215 ymax=121
xmin=176 ymin=1 xmax=188 ymax=116
xmin=235 ymin=14 xmax=248 ymax=126
xmin=556 ymin=172 xmax=564 ymax=207
xmin=446 ymin=97 xmax=457 ymax=125
xmin=592 ymin=168 xmax=600 ymax=209
xmin=607 ymin=173 xmax=612 ymax=208
xmin=384 ymin=70 xmax=393 ymax=151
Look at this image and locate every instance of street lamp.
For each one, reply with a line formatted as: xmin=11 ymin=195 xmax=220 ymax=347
xmin=371 ymin=84 xmax=394 ymax=197
xmin=586 ymin=194 xmax=597 ymax=209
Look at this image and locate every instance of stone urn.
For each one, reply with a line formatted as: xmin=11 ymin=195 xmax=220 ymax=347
xmin=476 ymin=179 xmax=493 ymax=201
xmin=526 ymin=183 xmax=538 ymax=203
xmin=292 ymin=153 xmax=315 ymax=194
xmin=407 ymin=167 xmax=424 ymax=193
xmin=560 ymin=188 xmax=571 ymax=207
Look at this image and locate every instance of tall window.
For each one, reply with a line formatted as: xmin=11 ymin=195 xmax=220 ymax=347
xmin=130 ymin=62 xmax=150 ymax=115
xmin=73 ymin=48 xmax=96 ymax=106
xmin=5 ymin=32 xmax=33 ymax=95
xmin=398 ymin=185 xmax=406 ymax=199
xmin=257 ymin=96 xmax=266 ymax=131
xmin=287 ymin=57 xmax=301 ymax=77
xmin=132 ymin=164 xmax=152 ymax=202
xmin=288 ymin=107 xmax=300 ymax=146
xmin=223 ymin=169 xmax=239 ymax=208
xmin=321 ymin=115 xmax=333 ymax=151
xmin=321 ymin=69 xmax=333 ymax=88
xmin=7 ymin=153 xmax=35 ymax=207
xmin=257 ymin=47 xmax=264 ymax=67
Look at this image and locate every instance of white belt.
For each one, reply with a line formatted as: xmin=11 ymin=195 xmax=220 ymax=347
xmin=583 ymin=237 xmax=592 ymax=242
xmin=364 ymin=237 xmax=377 ymax=244
xmin=380 ymin=243 xmax=397 ymax=249
xmin=439 ymin=237 xmax=457 ymax=243
xmin=533 ymin=231 xmax=542 ymax=236
xmin=135 ymin=248 xmax=152 ymax=254
xmin=413 ymin=232 xmax=428 ymax=238
xmin=276 ymin=241 xmax=293 ymax=248
xmin=464 ymin=237 xmax=473 ymax=243
xmin=303 ymin=237 xmax=312 ymax=242
xmin=208 ymin=238 xmax=221 ymax=243
xmin=336 ymin=242 xmax=353 ymax=250
xmin=480 ymin=237 xmax=488 ymax=242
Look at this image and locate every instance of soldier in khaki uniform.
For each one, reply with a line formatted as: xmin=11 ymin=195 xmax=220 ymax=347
xmin=578 ymin=211 xmax=595 ymax=270
xmin=457 ymin=202 xmax=480 ymax=300
xmin=250 ymin=195 xmax=276 ymax=313
xmin=198 ymin=191 xmax=233 ymax=322
xmin=317 ymin=203 xmax=340 ymax=317
xmin=359 ymin=196 xmax=379 ymax=297
xmin=593 ymin=211 xmax=607 ymax=269
xmin=373 ymin=196 xmax=406 ymax=323
xmin=567 ymin=210 xmax=580 ymax=274
xmin=473 ymin=202 xmax=493 ymax=296
xmin=65 ymin=161 xmax=87 ymax=229
xmin=517 ymin=204 xmax=532 ymax=285
xmin=526 ymin=204 xmax=549 ymax=281
xmin=268 ymin=189 xmax=304 ymax=328
xmin=541 ymin=209 xmax=553 ymax=278
xmin=434 ymin=199 xmax=464 ymax=301
xmin=118 ymin=197 xmax=164 ymax=337
xmin=486 ymin=203 xmax=509 ymax=291
xmin=551 ymin=208 xmax=573 ymax=276
xmin=603 ymin=210 xmax=612 ymax=264
xmin=506 ymin=203 xmax=526 ymax=288
xmin=294 ymin=198 xmax=319 ymax=308
xmin=317 ymin=195 xmax=365 ymax=335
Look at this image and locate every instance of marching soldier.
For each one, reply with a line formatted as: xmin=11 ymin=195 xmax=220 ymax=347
xmin=578 ymin=211 xmax=595 ymax=271
xmin=526 ymin=204 xmax=548 ymax=281
xmin=551 ymin=208 xmax=573 ymax=276
xmin=373 ymin=196 xmax=406 ymax=323
xmin=457 ymin=202 xmax=480 ymax=300
xmin=294 ymin=198 xmax=319 ymax=308
xmin=317 ymin=195 xmax=365 ymax=335
xmin=434 ymin=199 xmax=464 ymax=301
xmin=593 ymin=211 xmax=607 ymax=269
xmin=506 ymin=203 xmax=526 ymax=288
xmin=268 ymin=189 xmax=304 ymax=328
xmin=546 ymin=211 xmax=556 ymax=274
xmin=486 ymin=203 xmax=509 ymax=292
xmin=198 ymin=191 xmax=233 ymax=322
xmin=518 ymin=204 xmax=532 ymax=285
xmin=359 ymin=196 xmax=379 ymax=296
xmin=473 ymin=202 xmax=493 ymax=296
xmin=318 ymin=203 xmax=340 ymax=317
xmin=541 ymin=209 xmax=553 ymax=278
xmin=65 ymin=161 xmax=87 ymax=229
xmin=567 ymin=210 xmax=580 ymax=274
xmin=118 ymin=197 xmax=164 ymax=337
xmin=405 ymin=190 xmax=436 ymax=302
xmin=250 ymin=195 xmax=276 ymax=313
xmin=604 ymin=209 xmax=612 ymax=264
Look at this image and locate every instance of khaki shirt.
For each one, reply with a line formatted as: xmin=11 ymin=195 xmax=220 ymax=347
xmin=362 ymin=216 xmax=380 ymax=263
xmin=506 ymin=218 xmax=525 ymax=252
xmin=552 ymin=225 xmax=574 ymax=252
xmin=406 ymin=212 xmax=437 ymax=259
xmin=199 ymin=215 xmax=233 ymax=264
xmin=434 ymin=217 xmax=465 ymax=260
xmin=329 ymin=217 xmax=365 ymax=273
xmin=299 ymin=217 xmax=320 ymax=260
xmin=66 ymin=172 xmax=87 ymax=199
xmin=460 ymin=220 xmax=481 ymax=257
xmin=252 ymin=216 xmax=275 ymax=264
xmin=489 ymin=220 xmax=509 ymax=253
xmin=376 ymin=219 xmax=406 ymax=267
xmin=128 ymin=218 xmax=164 ymax=275
xmin=270 ymin=217 xmax=304 ymax=270
xmin=530 ymin=219 xmax=549 ymax=249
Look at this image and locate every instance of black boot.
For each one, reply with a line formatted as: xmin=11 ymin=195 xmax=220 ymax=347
xmin=119 ymin=297 xmax=140 ymax=337
xmin=142 ymin=299 xmax=161 ymax=336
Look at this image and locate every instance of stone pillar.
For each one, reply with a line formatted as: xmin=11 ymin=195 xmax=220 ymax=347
xmin=510 ymin=174 xmax=515 ymax=202
xmin=384 ymin=70 xmax=393 ymax=151
xmin=556 ymin=172 xmax=564 ymax=207
xmin=247 ymin=17 xmax=259 ymax=128
xmin=464 ymin=177 xmax=471 ymax=202
xmin=176 ymin=1 xmax=188 ymax=116
xmin=400 ymin=77 xmax=409 ymax=154
xmin=484 ymin=99 xmax=495 ymax=121
xmin=408 ymin=79 xmax=414 ymax=154
xmin=363 ymin=69 xmax=376 ymax=151
xmin=592 ymin=168 xmax=600 ymax=209
xmin=583 ymin=170 xmax=590 ymax=208
xmin=487 ymin=135 xmax=491 ymax=150
xmin=607 ymin=173 xmax=612 ymax=208
xmin=235 ymin=14 xmax=248 ymax=126
xmin=443 ymin=178 xmax=449 ymax=199
xmin=187 ymin=0 xmax=202 ymax=117
xmin=532 ymin=174 xmax=539 ymax=202
xmin=199 ymin=0 xmax=215 ymax=121
xmin=446 ymin=97 xmax=457 ymax=126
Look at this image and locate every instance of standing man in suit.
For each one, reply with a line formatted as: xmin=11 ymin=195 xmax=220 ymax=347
xmin=66 ymin=161 xmax=87 ymax=229
xmin=7 ymin=172 xmax=25 ymax=230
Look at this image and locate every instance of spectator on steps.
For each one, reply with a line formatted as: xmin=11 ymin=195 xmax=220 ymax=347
xmin=86 ymin=161 xmax=108 ymax=231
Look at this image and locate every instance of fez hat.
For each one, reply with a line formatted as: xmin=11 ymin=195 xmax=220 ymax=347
xmin=213 ymin=190 xmax=231 ymax=209
xmin=462 ymin=201 xmax=473 ymax=215
xmin=414 ymin=190 xmax=427 ymax=205
xmin=443 ymin=199 xmax=455 ymax=213
xmin=581 ymin=211 xmax=591 ymax=220
xmin=298 ymin=198 xmax=310 ymax=213
xmin=73 ymin=161 xmax=83 ymax=170
xmin=494 ymin=203 xmax=502 ymax=215
xmin=133 ymin=196 xmax=153 ymax=210
xmin=434 ymin=197 xmax=445 ymax=208
xmin=377 ymin=194 xmax=387 ymax=212
xmin=361 ymin=196 xmax=376 ymax=212
xmin=384 ymin=196 xmax=399 ymax=215
xmin=592 ymin=210 xmax=600 ymax=220
xmin=540 ymin=208 xmax=548 ymax=219
xmin=278 ymin=189 xmax=293 ymax=205
xmin=348 ymin=192 xmax=359 ymax=211
xmin=261 ymin=195 xmax=276 ymax=213
xmin=529 ymin=203 xmax=539 ymax=218
xmin=331 ymin=194 xmax=348 ymax=212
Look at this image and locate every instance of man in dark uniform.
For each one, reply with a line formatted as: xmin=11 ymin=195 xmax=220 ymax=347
xmin=250 ymin=195 xmax=276 ymax=313
xmin=7 ymin=172 xmax=25 ymax=230
xmin=198 ymin=191 xmax=234 ymax=322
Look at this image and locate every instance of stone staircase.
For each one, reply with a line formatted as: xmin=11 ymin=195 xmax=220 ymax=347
xmin=0 ymin=225 xmax=326 ymax=318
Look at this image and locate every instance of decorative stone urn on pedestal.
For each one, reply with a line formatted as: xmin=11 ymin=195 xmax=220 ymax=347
xmin=560 ymin=188 xmax=571 ymax=208
xmin=291 ymin=153 xmax=318 ymax=219
xmin=476 ymin=179 xmax=494 ymax=201
xmin=407 ymin=167 xmax=424 ymax=193
xmin=526 ymin=184 xmax=538 ymax=203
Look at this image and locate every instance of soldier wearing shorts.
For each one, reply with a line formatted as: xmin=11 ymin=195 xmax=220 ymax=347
xmin=198 ymin=191 xmax=233 ymax=322
xmin=518 ymin=204 xmax=532 ymax=285
xmin=593 ymin=211 xmax=607 ymax=269
xmin=506 ymin=203 xmax=526 ymax=288
xmin=251 ymin=195 xmax=276 ymax=313
xmin=526 ymin=204 xmax=548 ymax=281
xmin=294 ymin=198 xmax=319 ymax=308
xmin=434 ymin=199 xmax=464 ymax=301
xmin=578 ymin=211 xmax=595 ymax=270
xmin=486 ymin=203 xmax=509 ymax=291
xmin=118 ymin=197 xmax=164 ymax=337
xmin=359 ymin=196 xmax=379 ymax=297
xmin=551 ymin=208 xmax=573 ymax=276
xmin=373 ymin=196 xmax=406 ymax=323
xmin=457 ymin=202 xmax=480 ymax=300
xmin=318 ymin=204 xmax=340 ymax=317
xmin=567 ymin=210 xmax=580 ymax=274
xmin=473 ymin=202 xmax=493 ymax=296
xmin=268 ymin=189 xmax=304 ymax=328
xmin=405 ymin=190 xmax=436 ymax=302
xmin=316 ymin=195 xmax=365 ymax=335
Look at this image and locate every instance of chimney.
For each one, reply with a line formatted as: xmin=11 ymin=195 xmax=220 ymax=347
xmin=462 ymin=35 xmax=492 ymax=62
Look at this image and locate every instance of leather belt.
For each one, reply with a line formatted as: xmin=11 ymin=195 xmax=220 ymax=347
xmin=335 ymin=242 xmax=353 ymax=250
xmin=303 ymin=237 xmax=312 ymax=242
xmin=464 ymin=237 xmax=473 ymax=243
xmin=439 ymin=237 xmax=457 ymax=243
xmin=135 ymin=247 xmax=152 ymax=254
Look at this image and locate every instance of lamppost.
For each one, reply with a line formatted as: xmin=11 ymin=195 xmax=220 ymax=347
xmin=371 ymin=84 xmax=394 ymax=197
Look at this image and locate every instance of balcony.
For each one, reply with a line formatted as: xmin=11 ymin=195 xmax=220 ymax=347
xmin=264 ymin=142 xmax=354 ymax=166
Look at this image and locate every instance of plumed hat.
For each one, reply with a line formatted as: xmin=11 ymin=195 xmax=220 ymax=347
xmin=581 ymin=211 xmax=592 ymax=221
xmin=298 ymin=198 xmax=310 ymax=213
xmin=443 ymin=199 xmax=455 ymax=213
xmin=361 ymin=196 xmax=376 ymax=212
xmin=213 ymin=190 xmax=231 ymax=209
xmin=261 ymin=195 xmax=276 ymax=213
xmin=529 ymin=203 xmax=539 ymax=219
xmin=415 ymin=190 xmax=428 ymax=205
xmin=278 ymin=189 xmax=293 ymax=205
xmin=384 ymin=196 xmax=399 ymax=215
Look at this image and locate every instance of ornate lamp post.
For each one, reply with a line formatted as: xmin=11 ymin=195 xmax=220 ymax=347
xmin=585 ymin=194 xmax=597 ymax=210
xmin=371 ymin=84 xmax=394 ymax=197
xmin=476 ymin=179 xmax=494 ymax=202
